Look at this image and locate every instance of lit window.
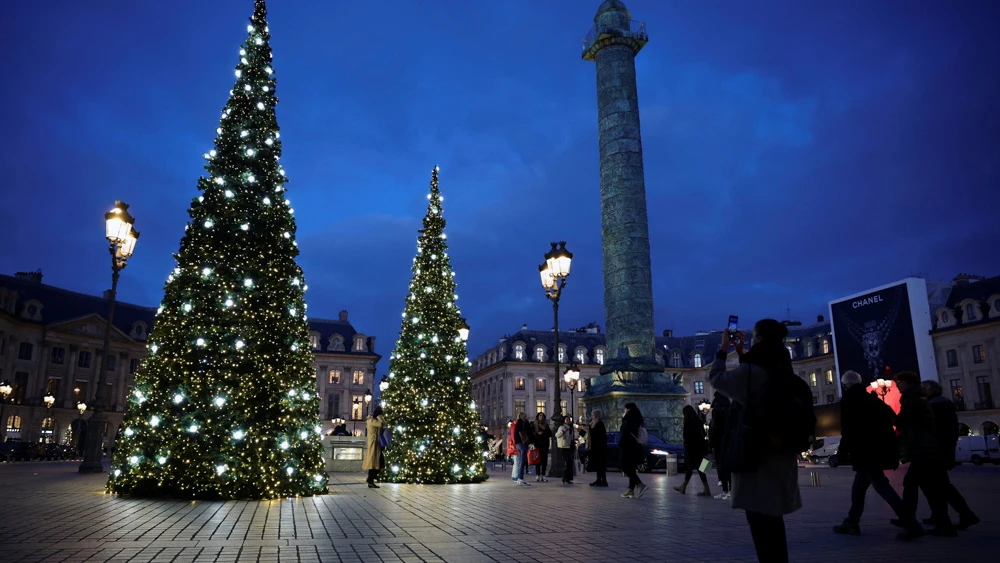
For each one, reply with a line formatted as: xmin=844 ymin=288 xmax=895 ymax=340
xmin=825 ymin=370 xmax=834 ymax=385
xmin=972 ymin=345 xmax=986 ymax=364
xmin=354 ymin=337 xmax=366 ymax=352
xmin=693 ymin=353 xmax=702 ymax=368
xmin=514 ymin=344 xmax=525 ymax=360
xmin=5 ymin=415 xmax=22 ymax=433
xmin=536 ymin=378 xmax=546 ymax=392
xmin=806 ymin=341 xmax=814 ymax=356
xmin=822 ymin=339 xmax=830 ymax=354
xmin=576 ymin=348 xmax=586 ymax=363
xmin=535 ymin=346 xmax=546 ymax=362
xmin=309 ymin=334 xmax=319 ymax=349
xmin=671 ymin=351 xmax=681 ymax=368
xmin=536 ymin=400 xmax=546 ymax=414
xmin=809 ymin=373 xmax=817 ymax=387
xmin=514 ymin=400 xmax=525 ymax=417
xmin=329 ymin=369 xmax=342 ymax=384
xmin=693 ymin=381 xmax=704 ymax=394
xmin=352 ymin=370 xmax=364 ymax=385
xmin=515 ymin=377 xmax=525 ymax=390
xmin=595 ymin=349 xmax=605 ymax=365
xmin=351 ymin=396 xmax=364 ymax=420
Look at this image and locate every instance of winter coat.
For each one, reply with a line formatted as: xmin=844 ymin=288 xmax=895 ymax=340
xmin=619 ymin=410 xmax=645 ymax=469
xmin=897 ymin=386 xmax=941 ymax=464
xmin=532 ymin=420 xmax=552 ymax=453
xmin=708 ymin=395 xmax=732 ymax=451
xmin=839 ymin=383 xmax=899 ymax=471
xmin=709 ymin=352 xmax=802 ymax=517
xmin=683 ymin=416 xmax=709 ymax=465
xmin=928 ymin=396 xmax=959 ymax=465
xmin=588 ymin=420 xmax=608 ymax=468
xmin=362 ymin=415 xmax=385 ymax=471
xmin=555 ymin=423 xmax=576 ymax=449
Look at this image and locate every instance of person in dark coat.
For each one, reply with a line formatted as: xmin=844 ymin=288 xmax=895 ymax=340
xmin=587 ymin=410 xmax=608 ymax=487
xmin=530 ymin=412 xmax=552 ymax=481
xmin=675 ymin=404 xmax=711 ymax=496
xmin=894 ymin=371 xmax=956 ymax=536
xmin=900 ymin=380 xmax=979 ymax=529
xmin=619 ymin=403 xmax=647 ymax=499
xmin=832 ymin=371 xmax=923 ymax=539
xmin=709 ymin=392 xmax=732 ymax=499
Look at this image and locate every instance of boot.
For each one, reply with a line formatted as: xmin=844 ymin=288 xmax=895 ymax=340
xmin=833 ymin=519 xmax=861 ymax=536
xmin=674 ymin=478 xmax=690 ymax=494
xmin=697 ymin=484 xmax=712 ymax=497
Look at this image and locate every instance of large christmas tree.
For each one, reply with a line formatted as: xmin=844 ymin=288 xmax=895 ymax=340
xmin=107 ymin=0 xmax=327 ymax=500
xmin=380 ymin=167 xmax=487 ymax=484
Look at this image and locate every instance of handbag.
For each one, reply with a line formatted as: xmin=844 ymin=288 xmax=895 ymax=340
xmin=379 ymin=427 xmax=393 ymax=448
xmin=699 ymin=458 xmax=713 ymax=473
xmin=527 ymin=445 xmax=541 ymax=465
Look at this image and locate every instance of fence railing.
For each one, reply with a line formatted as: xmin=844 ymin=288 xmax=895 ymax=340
xmin=582 ymin=20 xmax=647 ymax=54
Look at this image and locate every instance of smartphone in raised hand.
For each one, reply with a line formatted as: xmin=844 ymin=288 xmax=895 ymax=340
xmin=727 ymin=315 xmax=739 ymax=338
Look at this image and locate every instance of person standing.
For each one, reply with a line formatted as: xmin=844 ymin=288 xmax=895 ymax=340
xmin=675 ymin=404 xmax=712 ymax=496
xmin=513 ymin=411 xmax=531 ymax=486
xmin=897 ymin=380 xmax=979 ymax=530
xmin=832 ymin=371 xmax=923 ymax=539
xmin=531 ymin=412 xmax=552 ymax=482
xmin=588 ymin=410 xmax=608 ymax=487
xmin=710 ymin=320 xmax=802 ymax=563
xmin=709 ymin=392 xmax=732 ymax=500
xmin=363 ymin=406 xmax=385 ymax=488
xmin=619 ymin=403 xmax=647 ymax=499
xmin=894 ymin=371 xmax=955 ymax=536
xmin=556 ymin=416 xmax=576 ymax=484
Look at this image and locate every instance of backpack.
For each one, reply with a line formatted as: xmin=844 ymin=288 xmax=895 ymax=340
xmin=636 ymin=426 xmax=649 ymax=445
xmin=379 ymin=427 xmax=393 ymax=448
xmin=754 ymin=366 xmax=816 ymax=455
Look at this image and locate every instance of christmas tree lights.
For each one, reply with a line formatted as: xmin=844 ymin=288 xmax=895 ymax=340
xmin=380 ymin=167 xmax=488 ymax=484
xmin=107 ymin=0 xmax=327 ymax=500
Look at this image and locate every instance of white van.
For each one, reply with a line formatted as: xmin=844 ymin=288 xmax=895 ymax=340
xmin=807 ymin=436 xmax=842 ymax=466
xmin=955 ymin=435 xmax=1000 ymax=466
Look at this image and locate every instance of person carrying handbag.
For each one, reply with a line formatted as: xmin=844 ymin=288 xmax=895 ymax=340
xmin=531 ymin=412 xmax=552 ymax=481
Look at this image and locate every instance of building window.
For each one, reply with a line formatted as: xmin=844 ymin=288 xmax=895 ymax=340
xmin=129 ymin=358 xmax=141 ymax=374
xmin=558 ymin=347 xmax=565 ymax=363
xmin=995 ymin=300 xmax=1000 ymax=313
xmin=536 ymin=400 xmax=546 ymax=414
xmin=327 ymin=394 xmax=340 ymax=418
xmin=693 ymin=381 xmax=704 ymax=394
xmin=352 ymin=370 xmax=365 ymax=385
xmin=971 ymin=345 xmax=986 ymax=364
xmin=51 ymin=347 xmax=65 ymax=365
xmin=354 ymin=337 xmax=365 ymax=352
xmin=560 ymin=400 xmax=567 ymax=415
xmin=946 ymin=349 xmax=958 ymax=368
xmin=514 ymin=400 xmax=525 ymax=418
xmin=329 ymin=369 xmax=342 ymax=384
xmin=17 ymin=342 xmax=33 ymax=360
xmin=825 ymin=370 xmax=834 ymax=385
xmin=822 ymin=339 xmax=830 ymax=354
xmin=309 ymin=334 xmax=319 ymax=349
xmin=41 ymin=417 xmax=55 ymax=439
xmin=6 ymin=415 xmax=22 ymax=433
xmin=536 ymin=378 xmax=546 ymax=392
xmin=809 ymin=373 xmax=818 ymax=387
xmin=976 ymin=376 xmax=994 ymax=409
xmin=106 ymin=355 xmax=116 ymax=372
xmin=595 ymin=349 xmax=605 ymax=365
xmin=786 ymin=345 xmax=794 ymax=359
xmin=671 ymin=351 xmax=682 ymax=368
xmin=12 ymin=372 xmax=28 ymax=404
xmin=826 ymin=394 xmax=835 ymax=404
xmin=351 ymin=396 xmax=364 ymax=420
xmin=514 ymin=377 xmax=525 ymax=390
xmin=950 ymin=379 xmax=964 ymax=408
xmin=535 ymin=346 xmax=546 ymax=362
xmin=806 ymin=341 xmax=814 ymax=356
xmin=693 ymin=353 xmax=702 ymax=368
xmin=78 ymin=351 xmax=92 ymax=369
xmin=575 ymin=348 xmax=586 ymax=363
xmin=45 ymin=377 xmax=60 ymax=397
xmin=514 ymin=344 xmax=525 ymax=360
xmin=966 ymin=303 xmax=976 ymax=322
xmin=74 ymin=381 xmax=88 ymax=401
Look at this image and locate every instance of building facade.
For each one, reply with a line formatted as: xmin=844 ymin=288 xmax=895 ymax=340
xmin=471 ymin=274 xmax=1000 ymax=440
xmin=0 ymin=272 xmax=380 ymax=446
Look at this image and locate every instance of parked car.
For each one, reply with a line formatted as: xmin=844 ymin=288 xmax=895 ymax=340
xmin=606 ymin=431 xmax=685 ymax=473
xmin=955 ymin=435 xmax=1000 ymax=466
xmin=807 ymin=436 xmax=849 ymax=467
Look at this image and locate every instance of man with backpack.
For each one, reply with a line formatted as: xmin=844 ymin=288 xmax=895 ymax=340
xmin=710 ymin=319 xmax=814 ymax=563
xmin=832 ymin=370 xmax=924 ymax=540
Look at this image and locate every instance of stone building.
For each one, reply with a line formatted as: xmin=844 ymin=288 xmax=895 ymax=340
xmin=470 ymin=274 xmax=1000 ymax=441
xmin=0 ymin=272 xmax=380 ymax=446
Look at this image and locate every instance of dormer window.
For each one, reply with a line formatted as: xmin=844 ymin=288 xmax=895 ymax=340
xmin=575 ymin=348 xmax=586 ymax=363
xmin=822 ymin=339 xmax=830 ymax=354
xmin=354 ymin=336 xmax=366 ymax=352
xmin=693 ymin=353 xmax=702 ymax=368
xmin=805 ymin=341 xmax=814 ymax=356
xmin=595 ymin=348 xmax=605 ymax=365
xmin=965 ymin=303 xmax=976 ymax=322
xmin=329 ymin=336 xmax=345 ymax=352
xmin=514 ymin=344 xmax=525 ymax=360
xmin=535 ymin=346 xmax=546 ymax=362
xmin=309 ymin=333 xmax=319 ymax=350
xmin=558 ymin=346 xmax=566 ymax=363
xmin=671 ymin=351 xmax=682 ymax=368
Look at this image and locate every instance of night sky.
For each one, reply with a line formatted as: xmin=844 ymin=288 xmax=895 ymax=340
xmin=1 ymin=1 xmax=997 ymax=357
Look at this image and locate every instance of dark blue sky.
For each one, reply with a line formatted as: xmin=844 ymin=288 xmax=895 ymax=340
xmin=1 ymin=0 xmax=997 ymax=356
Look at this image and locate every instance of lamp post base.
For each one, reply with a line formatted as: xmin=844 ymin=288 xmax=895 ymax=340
xmin=78 ymin=460 xmax=106 ymax=474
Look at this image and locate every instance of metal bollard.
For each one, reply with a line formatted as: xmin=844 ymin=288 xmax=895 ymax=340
xmin=810 ymin=471 xmax=821 ymax=487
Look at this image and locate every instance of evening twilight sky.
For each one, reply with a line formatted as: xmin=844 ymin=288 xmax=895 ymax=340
xmin=0 ymin=0 xmax=997 ymax=358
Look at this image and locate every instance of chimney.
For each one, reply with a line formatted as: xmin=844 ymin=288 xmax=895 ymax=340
xmin=521 ymin=323 xmax=528 ymax=331
xmin=662 ymin=329 xmax=673 ymax=337
xmin=14 ymin=270 xmax=43 ymax=283
xmin=817 ymin=314 xmax=825 ymax=323
xmin=367 ymin=336 xmax=376 ymax=353
xmin=338 ymin=310 xmax=349 ymax=322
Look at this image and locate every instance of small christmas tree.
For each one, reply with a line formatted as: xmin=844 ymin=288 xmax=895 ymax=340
xmin=380 ymin=167 xmax=488 ymax=484
xmin=107 ymin=0 xmax=328 ymax=499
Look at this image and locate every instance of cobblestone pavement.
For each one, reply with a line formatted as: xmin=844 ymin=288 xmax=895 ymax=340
xmin=1 ymin=461 xmax=998 ymax=562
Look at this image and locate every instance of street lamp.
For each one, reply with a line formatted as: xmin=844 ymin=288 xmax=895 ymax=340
xmin=81 ymin=201 xmax=140 ymax=473
xmin=458 ymin=318 xmax=470 ymax=343
xmin=379 ymin=377 xmax=389 ymax=393
xmin=0 ymin=380 xmax=12 ymax=442
xmin=352 ymin=397 xmax=362 ymax=435
xmin=564 ymin=364 xmax=580 ymax=424
xmin=43 ymin=392 xmax=56 ymax=409
xmin=539 ymin=241 xmax=572 ymax=477
xmin=870 ymin=378 xmax=892 ymax=403
xmin=76 ymin=402 xmax=88 ymax=456
xmin=364 ymin=389 xmax=373 ymax=417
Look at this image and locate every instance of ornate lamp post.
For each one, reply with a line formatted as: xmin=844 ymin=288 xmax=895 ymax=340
xmin=563 ymin=364 xmax=580 ymax=424
xmin=352 ymin=397 xmax=362 ymax=435
xmin=458 ymin=318 xmax=470 ymax=343
xmin=870 ymin=378 xmax=892 ymax=403
xmin=331 ymin=417 xmax=345 ymax=436
xmin=379 ymin=377 xmax=389 ymax=393
xmin=364 ymin=389 xmax=373 ymax=417
xmin=539 ymin=241 xmax=572 ymax=476
xmin=80 ymin=201 xmax=140 ymax=473
xmin=75 ymin=402 xmax=88 ymax=456
xmin=0 ymin=380 xmax=12 ymax=442
xmin=43 ymin=392 xmax=56 ymax=409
